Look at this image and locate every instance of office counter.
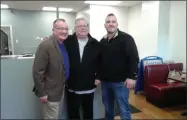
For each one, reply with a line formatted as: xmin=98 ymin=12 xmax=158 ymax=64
xmin=1 ymin=58 xmax=105 ymax=119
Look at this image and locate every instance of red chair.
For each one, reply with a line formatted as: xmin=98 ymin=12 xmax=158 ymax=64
xmin=168 ymin=63 xmax=183 ymax=71
xmin=144 ymin=63 xmax=186 ymax=107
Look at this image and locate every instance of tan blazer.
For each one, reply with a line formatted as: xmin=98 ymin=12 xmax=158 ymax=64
xmin=32 ymin=35 xmax=66 ymax=102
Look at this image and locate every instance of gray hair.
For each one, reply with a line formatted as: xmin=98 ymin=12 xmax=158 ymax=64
xmin=53 ymin=18 xmax=66 ymax=27
xmin=75 ymin=17 xmax=89 ymax=27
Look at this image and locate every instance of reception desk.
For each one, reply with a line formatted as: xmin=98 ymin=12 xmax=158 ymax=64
xmin=1 ymin=57 xmax=105 ymax=119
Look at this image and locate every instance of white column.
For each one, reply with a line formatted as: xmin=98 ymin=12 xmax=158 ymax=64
xmin=127 ymin=4 xmax=142 ymax=58
xmin=140 ymin=1 xmax=160 ymax=58
xmin=168 ymin=1 xmax=186 ymax=69
xmin=157 ymin=1 xmax=171 ymax=60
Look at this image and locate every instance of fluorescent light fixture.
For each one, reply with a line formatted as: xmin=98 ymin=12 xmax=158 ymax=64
xmin=84 ymin=1 xmax=122 ymax=5
xmin=59 ymin=8 xmax=73 ymax=12
xmin=1 ymin=4 xmax=9 ymax=9
xmin=42 ymin=7 xmax=73 ymax=12
xmin=42 ymin=7 xmax=57 ymax=11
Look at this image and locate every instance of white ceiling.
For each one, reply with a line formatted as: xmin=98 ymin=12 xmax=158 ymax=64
xmin=1 ymin=1 xmax=142 ymax=12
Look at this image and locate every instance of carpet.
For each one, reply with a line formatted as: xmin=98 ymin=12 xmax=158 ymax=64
xmin=129 ymin=104 xmax=141 ymax=113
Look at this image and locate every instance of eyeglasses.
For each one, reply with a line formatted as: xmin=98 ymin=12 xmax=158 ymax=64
xmin=54 ymin=27 xmax=69 ymax=31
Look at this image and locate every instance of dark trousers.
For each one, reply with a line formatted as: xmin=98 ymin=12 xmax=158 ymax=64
xmin=67 ymin=90 xmax=94 ymax=120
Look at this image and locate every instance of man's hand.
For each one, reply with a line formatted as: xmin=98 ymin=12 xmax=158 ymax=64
xmin=125 ymin=78 xmax=136 ymax=89
xmin=95 ymin=79 xmax=101 ymax=86
xmin=40 ymin=95 xmax=48 ymax=103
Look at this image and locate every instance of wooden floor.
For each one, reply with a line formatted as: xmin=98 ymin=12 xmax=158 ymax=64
xmin=115 ymin=89 xmax=187 ymax=119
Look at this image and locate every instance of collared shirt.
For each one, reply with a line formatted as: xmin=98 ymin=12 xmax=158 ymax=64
xmin=58 ymin=41 xmax=70 ymax=81
xmin=103 ymin=30 xmax=119 ymax=40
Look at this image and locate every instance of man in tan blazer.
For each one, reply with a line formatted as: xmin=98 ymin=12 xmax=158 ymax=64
xmin=32 ymin=18 xmax=69 ymax=119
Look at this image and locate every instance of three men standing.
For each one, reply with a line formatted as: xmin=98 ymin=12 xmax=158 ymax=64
xmin=33 ymin=13 xmax=139 ymax=120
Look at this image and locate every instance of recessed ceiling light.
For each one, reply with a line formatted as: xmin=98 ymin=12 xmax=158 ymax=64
xmin=42 ymin=7 xmax=56 ymax=11
xmin=59 ymin=8 xmax=73 ymax=12
xmin=1 ymin=4 xmax=9 ymax=9
xmin=84 ymin=1 xmax=122 ymax=6
xmin=42 ymin=7 xmax=73 ymax=12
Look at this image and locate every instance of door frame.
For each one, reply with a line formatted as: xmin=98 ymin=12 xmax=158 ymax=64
xmin=1 ymin=25 xmax=14 ymax=55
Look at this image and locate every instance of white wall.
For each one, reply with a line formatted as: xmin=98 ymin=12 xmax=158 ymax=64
xmin=127 ymin=1 xmax=186 ymax=69
xmin=168 ymin=1 xmax=186 ymax=69
xmin=157 ymin=1 xmax=170 ymax=60
xmin=127 ymin=1 xmax=160 ymax=59
xmin=90 ymin=5 xmax=128 ymax=41
xmin=76 ymin=6 xmax=90 ymax=22
xmin=127 ymin=4 xmax=142 ymax=58
xmin=140 ymin=1 xmax=160 ymax=58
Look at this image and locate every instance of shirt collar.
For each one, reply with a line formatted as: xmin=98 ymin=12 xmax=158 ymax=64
xmin=57 ymin=40 xmax=64 ymax=45
xmin=78 ymin=37 xmax=89 ymax=43
xmin=103 ymin=29 xmax=119 ymax=39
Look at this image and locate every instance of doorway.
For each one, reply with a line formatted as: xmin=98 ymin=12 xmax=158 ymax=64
xmin=1 ymin=25 xmax=14 ymax=55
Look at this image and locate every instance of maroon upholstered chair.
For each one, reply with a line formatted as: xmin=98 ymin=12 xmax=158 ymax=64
xmin=168 ymin=63 xmax=183 ymax=71
xmin=144 ymin=63 xmax=186 ymax=107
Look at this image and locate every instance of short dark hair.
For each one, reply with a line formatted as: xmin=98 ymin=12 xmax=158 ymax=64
xmin=105 ymin=13 xmax=117 ymax=22
xmin=106 ymin=13 xmax=115 ymax=17
xmin=53 ymin=18 xmax=66 ymax=27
